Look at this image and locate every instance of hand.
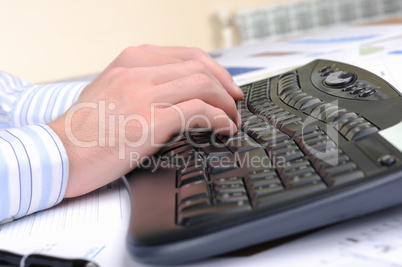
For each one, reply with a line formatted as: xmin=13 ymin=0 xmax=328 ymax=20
xmin=48 ymin=45 xmax=243 ymax=198
xmin=104 ymin=45 xmax=244 ymax=101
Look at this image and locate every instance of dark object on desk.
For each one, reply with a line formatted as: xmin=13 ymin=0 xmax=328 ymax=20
xmin=0 ymin=249 xmax=99 ymax=267
xmin=126 ymin=59 xmax=402 ymax=265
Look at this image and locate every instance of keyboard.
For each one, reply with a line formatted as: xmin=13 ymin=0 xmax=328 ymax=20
xmin=125 ymin=59 xmax=402 ymax=265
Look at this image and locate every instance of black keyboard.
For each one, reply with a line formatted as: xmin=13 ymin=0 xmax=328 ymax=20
xmin=125 ymin=59 xmax=402 ymax=265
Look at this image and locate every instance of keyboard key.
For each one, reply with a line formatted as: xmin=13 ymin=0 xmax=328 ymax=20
xmin=328 ymin=170 xmax=365 ymax=186
xmin=279 ymin=84 xmax=300 ymax=96
xmin=256 ymin=103 xmax=279 ymax=115
xmin=221 ymin=132 xmax=261 ymax=153
xmin=308 ymin=140 xmax=337 ymax=154
xmin=266 ymin=139 xmax=295 ymax=151
xmin=215 ymin=191 xmax=249 ymax=204
xmin=295 ymin=130 xmax=326 ymax=144
xmin=181 ymin=157 xmax=205 ymax=169
xmin=248 ymin=170 xmax=280 ymax=187
xmin=261 ymin=108 xmax=286 ymax=120
xmin=280 ymin=121 xmax=319 ymax=137
xmin=251 ymin=91 xmax=266 ymax=98
xmin=280 ymin=87 xmax=301 ymax=102
xmin=277 ymin=159 xmax=311 ymax=175
xmin=311 ymin=104 xmax=338 ymax=120
xmin=339 ymin=118 xmax=368 ymax=135
xmin=249 ymin=101 xmax=270 ymax=113
xmin=309 ymin=148 xmax=341 ymax=161
xmin=266 ymin=111 xmax=291 ymax=125
xmin=273 ymin=149 xmax=305 ymax=166
xmin=311 ymin=155 xmax=350 ymax=172
xmin=278 ymin=76 xmax=298 ymax=86
xmin=199 ymin=144 xmax=232 ymax=159
xmin=278 ymin=73 xmax=297 ymax=84
xmin=278 ymin=70 xmax=297 ymax=79
xmin=267 ymin=143 xmax=304 ymax=166
xmin=303 ymin=102 xmax=329 ymax=115
xmin=271 ymin=114 xmax=300 ymax=129
xmin=178 ymin=180 xmax=209 ymax=205
xmin=322 ymin=108 xmax=346 ymax=121
xmin=214 ymin=182 xmax=246 ymax=193
xmin=178 ymin=169 xmax=208 ymax=187
xmin=252 ymin=183 xmax=284 ymax=197
xmin=177 ymin=201 xmax=252 ymax=226
xmin=256 ymin=181 xmax=326 ymax=208
xmin=283 ymin=90 xmax=304 ymax=104
xmin=309 ymin=103 xmax=336 ymax=118
xmin=288 ymin=93 xmax=308 ymax=107
xmin=240 ymin=85 xmax=250 ymax=94
xmin=326 ymin=111 xmax=358 ymax=124
xmin=178 ymin=196 xmax=211 ymax=213
xmin=297 ymin=131 xmax=337 ymax=155
xmin=333 ymin=116 xmax=361 ymax=131
xmin=256 ymin=131 xmax=289 ymax=146
xmin=295 ymin=97 xmax=321 ymax=110
xmin=214 ymin=176 xmax=243 ymax=184
xmin=208 ymin=159 xmax=238 ymax=174
xmin=345 ymin=124 xmax=378 ymax=141
xmin=243 ymin=121 xmax=269 ymax=133
xmin=320 ymin=162 xmax=357 ymax=181
xmin=278 ymin=162 xmax=315 ymax=180
xmin=286 ymin=173 xmax=322 ymax=188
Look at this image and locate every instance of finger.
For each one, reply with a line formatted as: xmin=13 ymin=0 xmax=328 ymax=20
xmin=155 ymin=99 xmax=238 ymax=138
xmin=138 ymin=45 xmax=244 ymax=100
xmin=127 ymin=60 xmax=220 ymax=87
xmin=150 ymin=72 xmax=241 ymax=127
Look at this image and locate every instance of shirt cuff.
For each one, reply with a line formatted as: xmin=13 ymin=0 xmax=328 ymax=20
xmin=0 ymin=124 xmax=69 ymax=223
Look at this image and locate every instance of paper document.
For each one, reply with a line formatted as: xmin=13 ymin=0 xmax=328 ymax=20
xmin=0 ymin=179 xmax=131 ymax=267
xmin=215 ymin=24 xmax=402 ymax=91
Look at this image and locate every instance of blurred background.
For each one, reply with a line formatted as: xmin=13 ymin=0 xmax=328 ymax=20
xmin=0 ymin=0 xmax=401 ymax=83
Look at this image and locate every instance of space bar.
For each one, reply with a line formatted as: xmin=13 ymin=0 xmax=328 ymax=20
xmin=255 ymin=182 xmax=326 ymax=208
xmin=177 ymin=202 xmax=252 ymax=226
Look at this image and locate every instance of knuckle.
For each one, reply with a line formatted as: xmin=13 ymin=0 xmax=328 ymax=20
xmin=188 ymin=47 xmax=206 ymax=58
xmin=120 ymin=46 xmax=142 ymax=58
xmin=185 ymin=59 xmax=205 ymax=71
xmin=214 ymin=107 xmax=226 ymax=118
xmin=188 ymin=99 xmax=206 ymax=112
xmin=137 ymin=44 xmax=154 ymax=50
xmin=192 ymin=73 xmax=213 ymax=89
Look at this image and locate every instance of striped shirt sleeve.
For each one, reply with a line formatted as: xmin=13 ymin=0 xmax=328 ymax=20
xmin=0 ymin=72 xmax=90 ymax=223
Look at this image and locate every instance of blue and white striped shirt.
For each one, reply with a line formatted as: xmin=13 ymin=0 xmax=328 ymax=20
xmin=0 ymin=72 xmax=90 ymax=224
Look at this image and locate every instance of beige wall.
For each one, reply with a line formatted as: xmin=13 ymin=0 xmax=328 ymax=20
xmin=0 ymin=0 xmax=285 ymax=83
